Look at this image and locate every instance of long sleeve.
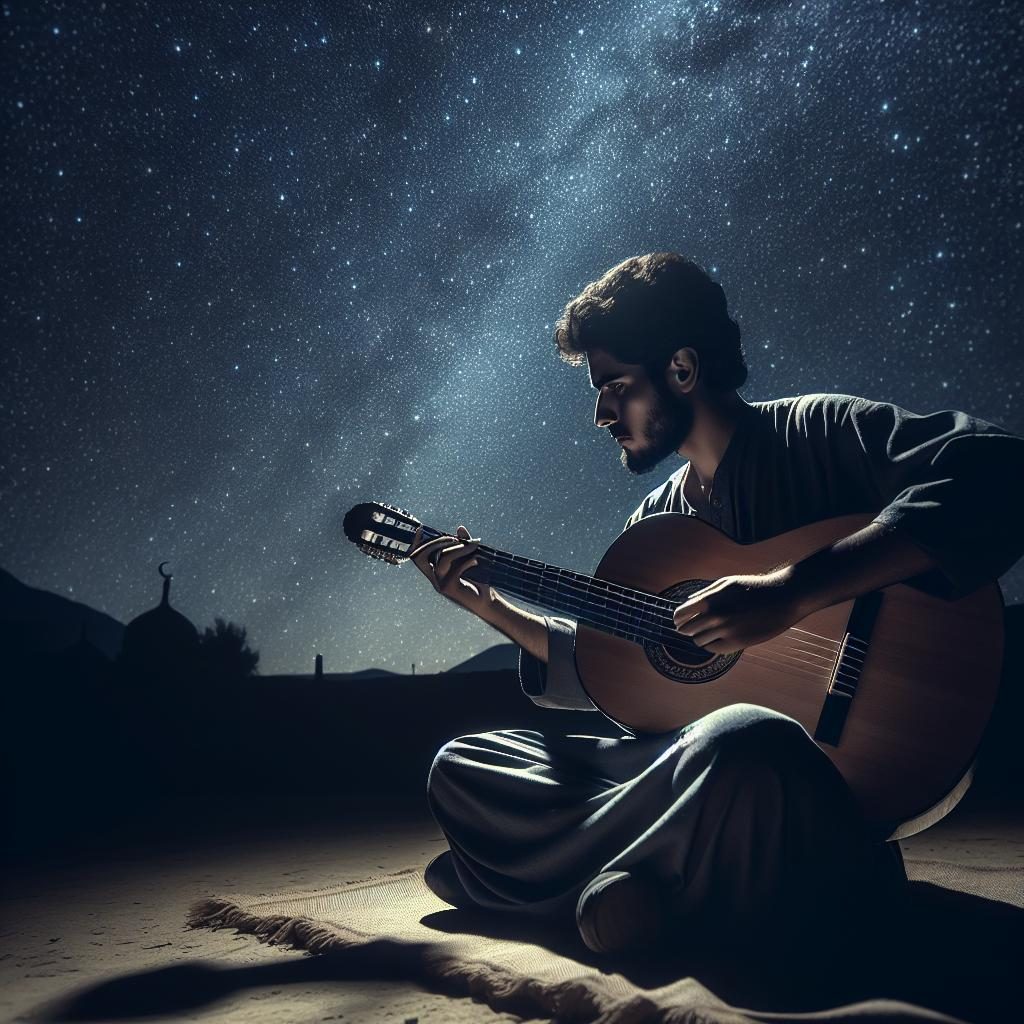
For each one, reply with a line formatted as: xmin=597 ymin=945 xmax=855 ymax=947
xmin=811 ymin=395 xmax=1024 ymax=600
xmin=518 ymin=615 xmax=598 ymax=711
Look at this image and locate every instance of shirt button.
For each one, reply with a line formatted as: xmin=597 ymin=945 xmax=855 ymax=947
xmin=712 ymin=497 xmax=722 ymax=508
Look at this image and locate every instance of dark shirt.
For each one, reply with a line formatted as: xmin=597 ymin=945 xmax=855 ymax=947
xmin=519 ymin=392 xmax=1024 ymax=711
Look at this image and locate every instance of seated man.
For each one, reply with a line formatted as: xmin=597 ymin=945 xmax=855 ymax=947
xmin=409 ymin=252 xmax=1024 ymax=955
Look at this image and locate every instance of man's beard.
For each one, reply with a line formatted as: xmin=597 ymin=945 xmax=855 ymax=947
xmin=620 ymin=380 xmax=694 ymax=475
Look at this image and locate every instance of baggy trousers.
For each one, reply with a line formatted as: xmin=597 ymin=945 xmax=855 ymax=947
xmin=425 ymin=703 xmax=906 ymax=939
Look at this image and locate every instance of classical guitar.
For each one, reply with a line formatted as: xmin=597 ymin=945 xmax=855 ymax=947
xmin=343 ymin=501 xmax=1004 ymax=839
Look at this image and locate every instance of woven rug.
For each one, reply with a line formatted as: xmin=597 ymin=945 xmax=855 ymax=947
xmin=188 ymin=858 xmax=1023 ymax=1024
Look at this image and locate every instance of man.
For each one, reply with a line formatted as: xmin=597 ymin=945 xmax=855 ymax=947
xmin=409 ymin=252 xmax=1024 ymax=956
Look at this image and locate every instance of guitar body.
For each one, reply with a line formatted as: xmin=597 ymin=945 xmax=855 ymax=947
xmin=576 ymin=512 xmax=1005 ymax=838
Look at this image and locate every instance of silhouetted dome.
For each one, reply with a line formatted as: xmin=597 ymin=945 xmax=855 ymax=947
xmin=121 ymin=563 xmax=198 ymax=672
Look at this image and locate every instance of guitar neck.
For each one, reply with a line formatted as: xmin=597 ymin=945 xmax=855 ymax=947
xmin=416 ymin=526 xmax=681 ymax=648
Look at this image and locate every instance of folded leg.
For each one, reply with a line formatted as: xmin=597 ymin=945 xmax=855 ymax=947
xmin=425 ymin=703 xmax=905 ymax=933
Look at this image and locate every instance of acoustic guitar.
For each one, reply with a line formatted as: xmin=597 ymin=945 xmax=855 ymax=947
xmin=343 ymin=501 xmax=1004 ymax=839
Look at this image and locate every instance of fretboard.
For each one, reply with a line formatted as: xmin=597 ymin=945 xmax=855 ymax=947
xmin=415 ymin=526 xmax=702 ymax=656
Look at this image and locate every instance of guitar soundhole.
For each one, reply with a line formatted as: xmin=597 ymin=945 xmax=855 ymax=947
xmin=644 ymin=579 xmax=741 ymax=684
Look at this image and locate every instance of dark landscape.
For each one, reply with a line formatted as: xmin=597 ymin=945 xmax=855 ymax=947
xmin=0 ymin=566 xmax=623 ymax=862
xmin=1 ymin=569 xmax=1023 ymax=1024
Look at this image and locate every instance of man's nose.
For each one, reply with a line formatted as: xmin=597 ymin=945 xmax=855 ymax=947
xmin=594 ymin=397 xmax=616 ymax=429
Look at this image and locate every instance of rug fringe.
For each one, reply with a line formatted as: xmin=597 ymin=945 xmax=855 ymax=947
xmin=186 ymin=890 xmax=963 ymax=1024
xmin=187 ymin=895 xmax=650 ymax=1021
xmin=187 ymin=896 xmax=367 ymax=954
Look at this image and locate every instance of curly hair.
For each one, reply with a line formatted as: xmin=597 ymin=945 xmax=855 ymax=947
xmin=553 ymin=252 xmax=748 ymax=391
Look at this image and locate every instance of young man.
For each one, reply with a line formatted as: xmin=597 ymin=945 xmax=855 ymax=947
xmin=409 ymin=252 xmax=1024 ymax=955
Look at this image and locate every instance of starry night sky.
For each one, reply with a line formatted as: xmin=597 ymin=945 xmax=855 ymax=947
xmin=3 ymin=2 xmax=1022 ymax=674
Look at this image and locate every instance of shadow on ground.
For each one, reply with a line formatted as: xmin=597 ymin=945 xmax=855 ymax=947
xmin=37 ymin=876 xmax=1021 ymax=1024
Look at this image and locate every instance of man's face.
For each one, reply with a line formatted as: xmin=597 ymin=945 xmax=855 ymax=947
xmin=587 ymin=349 xmax=694 ymax=475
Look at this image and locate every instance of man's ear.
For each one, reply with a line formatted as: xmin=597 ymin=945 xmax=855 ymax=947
xmin=668 ymin=347 xmax=699 ymax=392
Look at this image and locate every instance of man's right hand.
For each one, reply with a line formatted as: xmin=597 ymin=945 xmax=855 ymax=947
xmin=409 ymin=524 xmax=494 ymax=617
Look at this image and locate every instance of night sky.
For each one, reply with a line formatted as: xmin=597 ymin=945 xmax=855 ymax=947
xmin=3 ymin=2 xmax=1022 ymax=675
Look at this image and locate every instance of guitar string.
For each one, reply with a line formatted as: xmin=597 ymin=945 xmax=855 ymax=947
xmin=403 ymin=530 xmax=863 ymax=684
xmin=480 ymin=545 xmax=847 ymax=650
xmin=792 ymin=626 xmax=843 ymax=648
xmin=735 ymin=652 xmax=829 ymax=682
xmin=483 ymin=562 xmax=844 ymax=675
xmin=484 ymin=562 xmax=840 ymax=678
xmin=788 ymin=639 xmax=865 ymax=672
xmin=770 ymin=638 xmax=840 ymax=664
xmin=482 ymin=553 xmax=848 ymax=662
xmin=782 ymin=631 xmax=848 ymax=656
xmin=765 ymin=634 xmax=842 ymax=660
xmin=463 ymin=543 xmax=688 ymax=616
xmin=413 ymin=538 xmax=857 ymax=678
xmin=485 ymin=561 xmax=799 ymax=657
xmin=481 ymin=550 xmax=747 ymax=638
xmin=415 ymin=532 xmax=849 ymax=652
xmin=736 ymin=641 xmax=865 ymax=684
xmin=735 ymin=646 xmax=830 ymax=678
xmin=407 ymin=540 xmax=839 ymax=684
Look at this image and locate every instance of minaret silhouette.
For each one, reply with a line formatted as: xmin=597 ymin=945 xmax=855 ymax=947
xmin=315 ymin=653 xmax=323 ymax=680
xmin=119 ymin=561 xmax=199 ymax=677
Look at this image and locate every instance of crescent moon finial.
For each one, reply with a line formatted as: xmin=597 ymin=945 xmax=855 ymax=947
xmin=158 ymin=561 xmax=172 ymax=579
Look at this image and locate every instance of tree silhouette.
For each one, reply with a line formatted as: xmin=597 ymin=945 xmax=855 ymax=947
xmin=197 ymin=617 xmax=259 ymax=680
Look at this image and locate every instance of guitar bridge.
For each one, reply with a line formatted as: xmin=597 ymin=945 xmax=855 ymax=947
xmin=814 ymin=591 xmax=884 ymax=746
xmin=825 ymin=634 xmax=860 ymax=699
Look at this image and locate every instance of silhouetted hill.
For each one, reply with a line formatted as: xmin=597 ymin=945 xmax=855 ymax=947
xmin=0 ymin=567 xmax=124 ymax=660
xmin=446 ymin=643 xmax=519 ymax=674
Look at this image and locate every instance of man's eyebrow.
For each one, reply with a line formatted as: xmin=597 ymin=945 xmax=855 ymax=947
xmin=592 ymin=372 xmax=623 ymax=390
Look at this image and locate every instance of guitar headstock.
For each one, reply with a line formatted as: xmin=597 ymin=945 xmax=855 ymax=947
xmin=343 ymin=501 xmax=422 ymax=564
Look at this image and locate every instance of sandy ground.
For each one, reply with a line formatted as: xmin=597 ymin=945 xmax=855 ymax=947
xmin=2 ymin=794 xmax=1022 ymax=1024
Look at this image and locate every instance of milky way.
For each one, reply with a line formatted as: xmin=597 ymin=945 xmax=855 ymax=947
xmin=2 ymin=2 xmax=1021 ymax=673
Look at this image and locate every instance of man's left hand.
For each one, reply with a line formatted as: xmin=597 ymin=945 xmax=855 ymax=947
xmin=672 ymin=569 xmax=809 ymax=654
